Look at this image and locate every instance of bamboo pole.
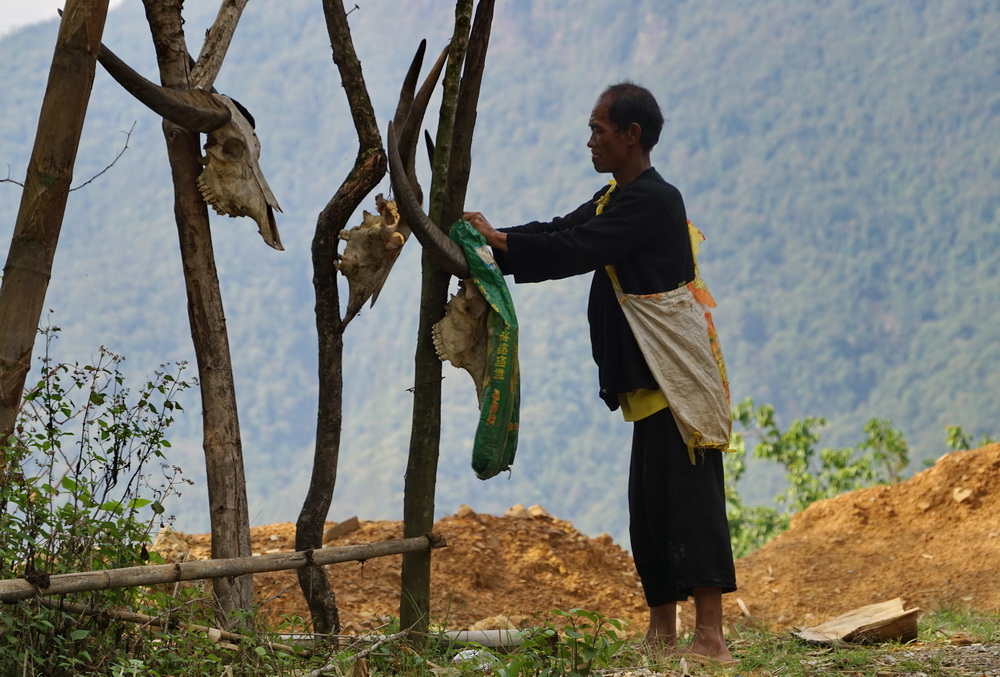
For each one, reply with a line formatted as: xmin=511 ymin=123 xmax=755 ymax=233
xmin=34 ymin=597 xmax=308 ymax=655
xmin=438 ymin=628 xmax=537 ymax=649
xmin=299 ymin=630 xmax=408 ymax=677
xmin=0 ymin=534 xmax=445 ymax=602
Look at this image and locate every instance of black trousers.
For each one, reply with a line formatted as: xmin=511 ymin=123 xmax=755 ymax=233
xmin=628 ymin=407 xmax=737 ymax=606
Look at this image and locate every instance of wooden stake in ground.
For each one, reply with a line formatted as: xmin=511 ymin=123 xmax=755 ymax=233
xmin=0 ymin=0 xmax=110 ymax=457
xmin=134 ymin=0 xmax=258 ymax=619
xmin=401 ymin=0 xmax=497 ymax=641
xmin=295 ymin=0 xmax=388 ymax=638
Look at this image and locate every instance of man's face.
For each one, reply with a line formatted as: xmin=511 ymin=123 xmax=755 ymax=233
xmin=588 ymin=97 xmax=629 ymax=174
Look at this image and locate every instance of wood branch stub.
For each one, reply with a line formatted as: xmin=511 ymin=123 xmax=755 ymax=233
xmin=190 ymin=0 xmax=249 ymax=89
xmin=321 ymin=0 xmax=381 ymax=154
xmin=0 ymin=534 xmax=445 ymax=602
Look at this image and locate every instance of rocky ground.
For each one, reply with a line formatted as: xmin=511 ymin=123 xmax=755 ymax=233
xmin=157 ymin=443 xmax=1000 ymax=666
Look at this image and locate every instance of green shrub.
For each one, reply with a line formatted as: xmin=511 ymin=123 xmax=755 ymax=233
xmin=725 ymin=398 xmax=910 ymax=557
xmin=0 ymin=328 xmax=192 ymax=675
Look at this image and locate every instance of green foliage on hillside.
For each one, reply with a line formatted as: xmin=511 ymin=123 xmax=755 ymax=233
xmin=1 ymin=0 xmax=997 ymax=545
xmin=725 ymin=398 xmax=911 ymax=557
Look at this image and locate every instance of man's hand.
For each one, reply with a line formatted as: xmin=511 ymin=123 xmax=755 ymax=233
xmin=464 ymin=211 xmax=508 ymax=251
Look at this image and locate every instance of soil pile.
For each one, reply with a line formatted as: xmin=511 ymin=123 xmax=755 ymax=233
xmin=729 ymin=442 xmax=1000 ymax=628
xmin=159 ymin=443 xmax=1000 ymax=634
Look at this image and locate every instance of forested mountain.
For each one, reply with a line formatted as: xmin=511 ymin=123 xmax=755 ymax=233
xmin=1 ymin=0 xmax=997 ymax=547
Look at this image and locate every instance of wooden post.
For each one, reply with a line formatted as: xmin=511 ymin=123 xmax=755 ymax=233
xmin=400 ymin=0 xmax=472 ymax=639
xmin=0 ymin=0 xmax=110 ymax=455
xmin=139 ymin=0 xmax=254 ymax=618
xmin=400 ymin=0 xmax=495 ymax=642
xmin=295 ymin=0 xmax=388 ymax=637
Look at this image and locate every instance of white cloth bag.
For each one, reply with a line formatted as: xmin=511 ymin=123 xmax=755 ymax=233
xmin=608 ymin=269 xmax=732 ymax=450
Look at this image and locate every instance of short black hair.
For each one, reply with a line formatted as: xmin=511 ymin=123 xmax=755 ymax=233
xmin=600 ymin=82 xmax=664 ymax=151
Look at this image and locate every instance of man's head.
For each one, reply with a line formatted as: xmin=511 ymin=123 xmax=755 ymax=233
xmin=598 ymin=82 xmax=664 ymax=152
xmin=588 ymin=82 xmax=663 ymax=183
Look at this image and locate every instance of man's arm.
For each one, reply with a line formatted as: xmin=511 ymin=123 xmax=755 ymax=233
xmin=498 ymin=185 xmax=674 ymax=283
xmin=463 ymin=191 xmax=607 ymax=253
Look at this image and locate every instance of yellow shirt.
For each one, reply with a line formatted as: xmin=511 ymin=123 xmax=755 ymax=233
xmin=618 ymin=388 xmax=668 ymax=422
xmin=620 ymin=389 xmax=701 ymax=464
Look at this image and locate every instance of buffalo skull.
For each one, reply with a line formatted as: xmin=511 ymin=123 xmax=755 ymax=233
xmin=334 ymin=41 xmax=448 ymax=321
xmin=97 ymin=44 xmax=283 ymax=250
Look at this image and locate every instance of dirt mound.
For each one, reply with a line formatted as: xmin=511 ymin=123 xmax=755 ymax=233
xmin=728 ymin=443 xmax=1000 ymax=627
xmin=160 ymin=444 xmax=1000 ymax=633
xmin=161 ymin=503 xmax=647 ymax=634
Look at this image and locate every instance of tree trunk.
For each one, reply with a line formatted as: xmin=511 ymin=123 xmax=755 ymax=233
xmin=296 ymin=0 xmax=386 ymax=638
xmin=140 ymin=0 xmax=253 ymax=620
xmin=0 ymin=0 xmax=110 ymax=469
xmin=399 ymin=0 xmax=474 ymax=639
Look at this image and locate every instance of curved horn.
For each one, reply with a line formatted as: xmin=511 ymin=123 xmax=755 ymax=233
xmin=392 ymin=40 xmax=426 ymax=134
xmin=392 ymin=42 xmax=449 ymax=205
xmin=98 ymin=43 xmax=231 ymax=132
xmin=399 ymin=44 xmax=449 ymax=199
xmin=388 ymin=121 xmax=470 ymax=279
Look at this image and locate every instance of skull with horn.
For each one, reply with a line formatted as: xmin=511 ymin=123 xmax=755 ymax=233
xmin=386 ymin=12 xmax=496 ymax=395
xmin=335 ymin=41 xmax=448 ymax=320
xmin=388 ymin=119 xmax=490 ymax=395
xmin=97 ymin=44 xmax=283 ymax=250
xmin=386 ymin=121 xmax=470 ymax=280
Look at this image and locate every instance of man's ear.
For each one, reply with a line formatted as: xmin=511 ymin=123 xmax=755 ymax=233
xmin=627 ymin=122 xmax=643 ymax=145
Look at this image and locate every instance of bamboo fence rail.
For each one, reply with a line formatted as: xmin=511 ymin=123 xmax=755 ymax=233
xmin=0 ymin=534 xmax=445 ymax=602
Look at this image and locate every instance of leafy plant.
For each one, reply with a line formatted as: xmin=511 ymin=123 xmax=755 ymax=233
xmin=945 ymin=424 xmax=997 ymax=452
xmin=725 ymin=397 xmax=911 ymax=556
xmin=543 ymin=608 xmax=628 ymax=676
xmin=0 ymin=328 xmax=194 ymax=675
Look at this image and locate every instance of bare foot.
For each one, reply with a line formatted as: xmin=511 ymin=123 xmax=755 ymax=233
xmin=644 ymin=603 xmax=678 ymax=658
xmin=685 ymin=652 xmax=739 ymax=669
xmin=643 ymin=631 xmax=677 ymax=659
xmin=687 ymin=587 xmax=735 ymax=664
xmin=687 ymin=626 xmax=734 ymax=665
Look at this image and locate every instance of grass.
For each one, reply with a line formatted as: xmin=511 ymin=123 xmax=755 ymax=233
xmin=681 ymin=606 xmax=1000 ymax=676
xmin=5 ymin=602 xmax=998 ymax=675
xmin=304 ymin=605 xmax=1000 ymax=676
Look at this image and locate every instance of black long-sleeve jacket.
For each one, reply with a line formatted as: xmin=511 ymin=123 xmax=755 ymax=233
xmin=493 ymin=168 xmax=695 ymax=410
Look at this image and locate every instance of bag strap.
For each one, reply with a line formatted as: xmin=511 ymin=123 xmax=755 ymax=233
xmin=604 ymin=265 xmax=624 ymax=295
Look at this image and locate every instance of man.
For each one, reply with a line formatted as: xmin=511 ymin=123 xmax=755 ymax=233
xmin=463 ymin=82 xmax=737 ymax=664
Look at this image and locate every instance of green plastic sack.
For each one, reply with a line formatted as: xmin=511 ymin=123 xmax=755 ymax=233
xmin=449 ymin=219 xmax=520 ymax=480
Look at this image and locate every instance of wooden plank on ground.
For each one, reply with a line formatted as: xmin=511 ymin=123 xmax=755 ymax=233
xmin=794 ymin=598 xmax=920 ymax=644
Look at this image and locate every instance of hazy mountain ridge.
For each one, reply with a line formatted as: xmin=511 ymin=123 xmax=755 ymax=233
xmin=1 ymin=0 xmax=996 ymax=546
